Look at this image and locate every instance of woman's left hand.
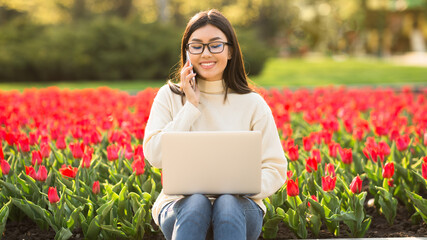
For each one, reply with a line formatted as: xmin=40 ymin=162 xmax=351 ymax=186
xmin=180 ymin=61 xmax=200 ymax=107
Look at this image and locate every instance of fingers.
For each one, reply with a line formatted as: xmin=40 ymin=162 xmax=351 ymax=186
xmin=180 ymin=64 xmax=195 ymax=88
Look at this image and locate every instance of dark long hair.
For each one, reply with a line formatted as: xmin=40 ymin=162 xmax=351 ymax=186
xmin=168 ymin=9 xmax=252 ymax=101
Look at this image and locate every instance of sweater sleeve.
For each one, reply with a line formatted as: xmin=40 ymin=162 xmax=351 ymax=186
xmin=143 ymin=86 xmax=201 ymax=168
xmin=249 ymin=104 xmax=288 ymax=200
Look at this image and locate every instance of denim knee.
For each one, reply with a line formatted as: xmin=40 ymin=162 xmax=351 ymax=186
xmin=213 ymin=194 xmax=242 ymax=212
xmin=177 ymin=194 xmax=212 ymax=219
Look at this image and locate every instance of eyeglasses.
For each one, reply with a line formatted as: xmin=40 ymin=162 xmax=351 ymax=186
xmin=186 ymin=41 xmax=231 ymax=55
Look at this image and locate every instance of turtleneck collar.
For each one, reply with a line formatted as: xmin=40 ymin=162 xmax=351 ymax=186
xmin=198 ymin=79 xmax=225 ymax=94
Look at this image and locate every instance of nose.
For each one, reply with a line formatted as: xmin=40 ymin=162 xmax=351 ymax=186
xmin=201 ymin=45 xmax=212 ymax=57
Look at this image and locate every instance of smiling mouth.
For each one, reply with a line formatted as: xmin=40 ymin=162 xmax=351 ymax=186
xmin=200 ymin=62 xmax=216 ymax=69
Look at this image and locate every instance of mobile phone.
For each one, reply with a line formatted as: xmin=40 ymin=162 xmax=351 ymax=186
xmin=186 ymin=50 xmax=196 ymax=89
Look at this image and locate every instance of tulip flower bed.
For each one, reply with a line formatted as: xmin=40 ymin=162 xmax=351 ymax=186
xmin=1 ymin=86 xmax=427 ymax=239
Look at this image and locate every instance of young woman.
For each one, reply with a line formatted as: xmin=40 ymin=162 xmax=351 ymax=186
xmin=143 ymin=9 xmax=287 ymax=240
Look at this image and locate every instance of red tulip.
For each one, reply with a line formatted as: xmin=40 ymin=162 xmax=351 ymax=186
xmin=0 ymin=159 xmax=10 ymax=175
xmin=281 ymin=139 xmax=294 ymax=152
xmin=107 ymin=144 xmax=119 ymax=161
xmin=31 ymin=150 xmax=43 ymax=166
xmin=40 ymin=142 xmax=51 ymax=158
xmin=81 ymin=152 xmax=92 ymax=168
xmin=352 ymin=127 xmax=365 ymax=141
xmin=48 ymin=187 xmax=60 ymax=204
xmin=124 ymin=144 xmax=134 ymax=160
xmin=325 ymin=163 xmax=335 ymax=177
xmin=36 ymin=165 xmax=48 ymax=182
xmin=50 ymin=127 xmax=60 ymax=140
xmin=303 ymin=136 xmax=313 ymax=151
xmin=305 ymin=157 xmax=318 ymax=173
xmin=90 ymin=131 xmax=102 ymax=145
xmin=25 ymin=166 xmax=37 ymax=179
xmin=134 ymin=145 xmax=144 ymax=159
xmin=132 ymin=156 xmax=145 ymax=176
xmin=308 ymin=195 xmax=318 ymax=207
xmin=387 ymin=179 xmax=394 ymax=187
xmin=282 ymin=124 xmax=293 ymax=139
xmin=350 ymin=175 xmax=363 ymax=194
xmin=363 ymin=146 xmax=378 ymax=163
xmin=287 ymin=178 xmax=299 ymax=197
xmin=389 ymin=128 xmax=400 ymax=142
xmin=0 ymin=145 xmax=4 ymax=160
xmin=310 ymin=132 xmax=322 ymax=145
xmin=322 ymin=176 xmax=336 ymax=192
xmin=287 ymin=145 xmax=299 ymax=161
xmin=374 ymin=125 xmax=388 ymax=136
xmin=422 ymin=162 xmax=427 ymax=180
xmin=382 ymin=162 xmax=395 ymax=179
xmin=423 ymin=156 xmax=427 ymax=163
xmin=5 ymin=132 xmax=17 ymax=146
xmin=312 ymin=149 xmax=321 ymax=163
xmin=85 ymin=145 xmax=94 ymax=156
xmin=328 ymin=142 xmax=340 ymax=158
xmin=40 ymin=135 xmax=49 ymax=146
xmin=70 ymin=142 xmax=84 ymax=159
xmin=56 ymin=136 xmax=67 ymax=150
xmin=18 ymin=137 xmax=30 ymax=153
xmin=321 ymin=117 xmax=339 ymax=132
xmin=321 ymin=130 xmax=332 ymax=145
xmin=287 ymin=170 xmax=293 ymax=180
xmin=29 ymin=132 xmax=38 ymax=146
xmin=378 ymin=141 xmax=390 ymax=162
xmin=396 ymin=134 xmax=410 ymax=151
xmin=102 ymin=117 xmax=113 ymax=130
xmin=69 ymin=143 xmax=85 ymax=159
xmin=340 ymin=148 xmax=353 ymax=164
xmin=134 ymin=128 xmax=145 ymax=140
xmin=108 ymin=130 xmax=120 ymax=143
xmin=92 ymin=181 xmax=100 ymax=195
xmin=59 ymin=165 xmax=78 ymax=178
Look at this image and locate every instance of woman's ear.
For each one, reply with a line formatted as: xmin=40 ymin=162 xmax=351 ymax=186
xmin=228 ymin=48 xmax=232 ymax=60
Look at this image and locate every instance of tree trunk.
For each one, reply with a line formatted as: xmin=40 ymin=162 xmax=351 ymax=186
xmin=116 ymin=0 xmax=133 ymax=19
xmin=157 ymin=0 xmax=169 ymax=23
xmin=72 ymin=0 xmax=86 ymax=21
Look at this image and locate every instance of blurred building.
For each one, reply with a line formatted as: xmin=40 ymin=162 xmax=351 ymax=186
xmin=365 ymin=0 xmax=427 ymax=56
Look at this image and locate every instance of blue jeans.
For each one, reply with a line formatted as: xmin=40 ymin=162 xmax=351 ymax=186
xmin=158 ymin=194 xmax=264 ymax=240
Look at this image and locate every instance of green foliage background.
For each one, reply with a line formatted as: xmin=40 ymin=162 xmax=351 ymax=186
xmin=0 ymin=17 xmax=272 ymax=82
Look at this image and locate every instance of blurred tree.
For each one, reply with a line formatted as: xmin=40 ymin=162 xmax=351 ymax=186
xmin=72 ymin=0 xmax=86 ymax=20
xmin=0 ymin=0 xmax=425 ymax=61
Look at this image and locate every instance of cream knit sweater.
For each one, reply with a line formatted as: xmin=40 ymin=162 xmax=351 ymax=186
xmin=143 ymin=79 xmax=288 ymax=225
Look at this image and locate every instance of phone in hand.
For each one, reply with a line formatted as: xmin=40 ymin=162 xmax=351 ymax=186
xmin=186 ymin=50 xmax=196 ymax=89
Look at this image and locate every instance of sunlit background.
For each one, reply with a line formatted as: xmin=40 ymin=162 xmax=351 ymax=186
xmin=0 ymin=0 xmax=426 ymax=89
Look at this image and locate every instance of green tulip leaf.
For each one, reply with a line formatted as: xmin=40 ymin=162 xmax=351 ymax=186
xmin=117 ymin=185 xmax=128 ymax=219
xmin=262 ymin=215 xmax=283 ymax=239
xmin=405 ymin=190 xmax=427 ymax=224
xmin=0 ymin=200 xmax=11 ymax=238
xmin=100 ymin=224 xmax=127 ymax=238
xmin=86 ymin=216 xmax=101 ymax=239
xmin=54 ymin=227 xmax=73 ymax=240
xmin=0 ymin=180 xmax=22 ymax=197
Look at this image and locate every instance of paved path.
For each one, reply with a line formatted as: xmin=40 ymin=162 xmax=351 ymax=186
xmin=389 ymin=52 xmax=427 ymax=67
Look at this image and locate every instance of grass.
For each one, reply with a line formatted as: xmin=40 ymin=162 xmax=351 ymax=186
xmin=251 ymin=58 xmax=427 ymax=88
xmin=0 ymin=79 xmax=166 ymax=92
xmin=1 ymin=58 xmax=426 ymax=91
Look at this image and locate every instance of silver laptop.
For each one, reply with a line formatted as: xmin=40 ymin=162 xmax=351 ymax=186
xmin=161 ymin=131 xmax=262 ymax=195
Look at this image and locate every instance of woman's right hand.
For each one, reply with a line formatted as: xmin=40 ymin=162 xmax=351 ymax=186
xmin=180 ymin=61 xmax=200 ymax=107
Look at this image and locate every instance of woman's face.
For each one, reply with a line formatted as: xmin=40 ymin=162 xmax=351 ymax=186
xmin=187 ymin=24 xmax=231 ymax=81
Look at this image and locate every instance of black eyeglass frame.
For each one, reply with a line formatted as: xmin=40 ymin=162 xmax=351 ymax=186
xmin=186 ymin=41 xmax=231 ymax=55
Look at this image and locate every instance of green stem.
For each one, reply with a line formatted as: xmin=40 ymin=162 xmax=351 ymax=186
xmin=352 ymin=194 xmax=357 ymax=236
xmin=293 ymin=196 xmax=298 ymax=210
xmin=293 ymin=161 xmax=299 ymax=177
